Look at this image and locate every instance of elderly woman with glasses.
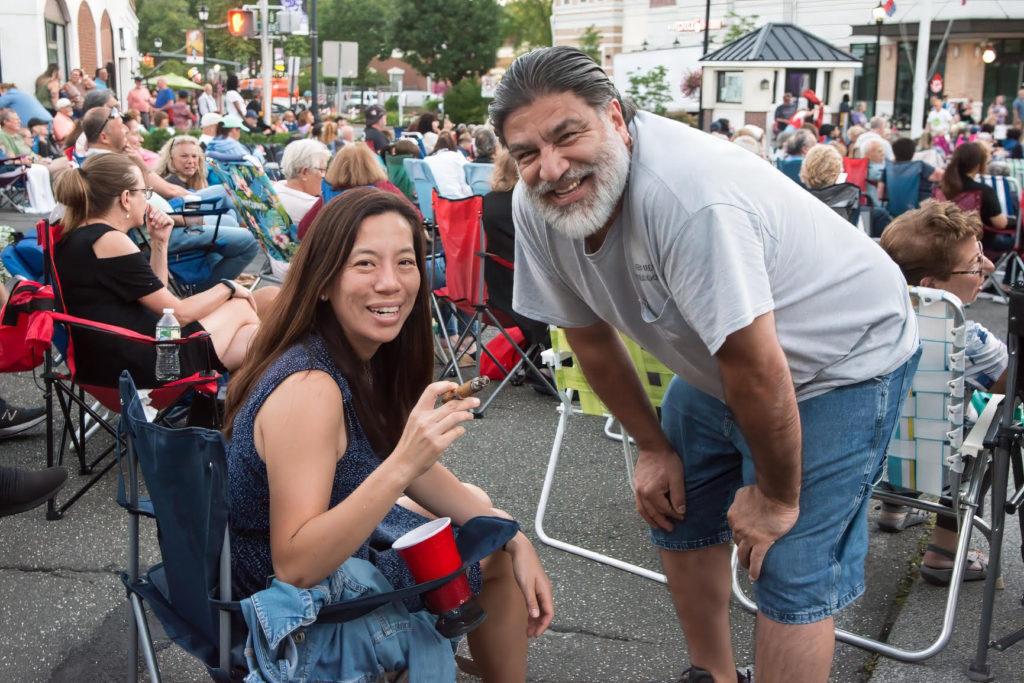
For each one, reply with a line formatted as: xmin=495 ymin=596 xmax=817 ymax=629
xmin=272 ymin=138 xmax=330 ymax=224
xmin=51 ymin=152 xmax=279 ymax=388
xmin=0 ymin=109 xmax=56 ymax=213
xmin=878 ymin=200 xmax=1003 ymax=585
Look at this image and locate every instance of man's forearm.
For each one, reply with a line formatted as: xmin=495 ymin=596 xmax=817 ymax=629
xmin=565 ymin=323 xmax=669 ymax=451
xmin=721 ymin=361 xmax=802 ymax=506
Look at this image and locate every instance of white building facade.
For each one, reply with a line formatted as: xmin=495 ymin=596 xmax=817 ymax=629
xmin=555 ymin=0 xmax=1024 ymax=126
xmin=0 ymin=0 xmax=139 ymax=106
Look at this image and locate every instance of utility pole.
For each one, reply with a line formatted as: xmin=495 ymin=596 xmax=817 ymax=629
xmin=260 ymin=0 xmax=273 ymax=126
xmin=699 ymin=0 xmax=711 ymax=130
xmin=309 ymin=0 xmax=319 ymax=122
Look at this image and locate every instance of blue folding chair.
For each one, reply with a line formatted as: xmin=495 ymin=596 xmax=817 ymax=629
xmin=0 ymin=226 xmax=44 ymax=281
xmin=978 ymin=174 xmax=1024 ymax=295
xmin=404 ymin=157 xmax=438 ymax=225
xmin=777 ymin=157 xmax=804 ymax=187
xmin=884 ymin=161 xmax=925 ymax=217
xmin=464 ymin=162 xmax=494 ymax=196
xmin=117 ymin=368 xmax=519 ymax=682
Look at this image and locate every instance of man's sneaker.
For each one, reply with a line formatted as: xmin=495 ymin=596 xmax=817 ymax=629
xmin=0 ymin=404 xmax=45 ymax=439
xmin=0 ymin=465 xmax=67 ymax=517
xmin=678 ymin=666 xmax=752 ymax=682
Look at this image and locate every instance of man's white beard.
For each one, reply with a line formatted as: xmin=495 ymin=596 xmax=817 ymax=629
xmin=525 ymin=121 xmax=631 ymax=240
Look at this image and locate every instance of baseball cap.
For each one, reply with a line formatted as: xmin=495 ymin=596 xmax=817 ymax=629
xmin=56 ymin=97 xmax=72 ymax=109
xmin=364 ymin=105 xmax=385 ymax=126
xmin=200 ymin=112 xmax=223 ymax=127
xmin=220 ymin=114 xmax=250 ymax=132
xmin=27 ymin=117 xmax=48 ymax=129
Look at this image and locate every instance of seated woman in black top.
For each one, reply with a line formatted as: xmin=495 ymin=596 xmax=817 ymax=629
xmin=52 ymin=153 xmax=278 ymax=387
xmin=481 ymin=149 xmax=549 ymax=349
xmin=935 ymin=142 xmax=1008 ymax=248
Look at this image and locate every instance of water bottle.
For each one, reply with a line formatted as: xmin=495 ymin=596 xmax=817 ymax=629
xmin=155 ymin=308 xmax=181 ymax=382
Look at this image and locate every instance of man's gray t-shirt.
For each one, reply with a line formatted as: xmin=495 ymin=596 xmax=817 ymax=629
xmin=512 ymin=111 xmax=918 ymax=402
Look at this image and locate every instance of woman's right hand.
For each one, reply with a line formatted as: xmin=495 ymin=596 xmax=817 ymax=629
xmin=390 ymin=382 xmax=478 ymax=479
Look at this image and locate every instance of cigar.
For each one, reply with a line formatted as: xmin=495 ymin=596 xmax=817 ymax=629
xmin=440 ymin=376 xmax=490 ymax=404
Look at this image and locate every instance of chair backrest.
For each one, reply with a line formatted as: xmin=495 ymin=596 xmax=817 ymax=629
xmin=404 ymin=157 xmax=437 ymax=223
xmin=119 ymin=370 xmax=230 ymax=666
xmin=432 ymin=194 xmax=485 ymax=307
xmin=932 ymin=186 xmax=984 ymax=214
xmin=777 ymin=157 xmax=804 ymax=186
xmin=806 ymin=182 xmax=862 ymax=225
xmin=884 ymin=161 xmax=924 ymax=217
xmin=885 ymin=287 xmax=966 ymax=498
xmin=464 ymin=163 xmax=494 ymax=196
xmin=842 ymin=157 xmax=869 ymax=195
xmin=0 ymin=226 xmax=43 ymax=281
xmin=978 ymin=173 xmax=1020 ymax=220
xmin=209 ymin=160 xmax=298 ymax=263
xmin=386 ymin=154 xmax=417 ymax=202
xmin=1005 ymin=159 xmax=1024 ymax=192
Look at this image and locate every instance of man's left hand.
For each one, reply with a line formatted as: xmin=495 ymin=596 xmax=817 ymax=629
xmin=728 ymin=485 xmax=799 ymax=581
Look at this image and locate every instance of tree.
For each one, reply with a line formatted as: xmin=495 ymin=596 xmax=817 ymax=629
xmin=444 ymin=78 xmax=490 ymax=123
xmin=578 ymin=25 xmax=602 ymax=64
xmin=392 ymin=0 xmax=502 ymax=84
xmin=716 ymin=10 xmax=759 ymax=46
xmin=318 ymin=0 xmax=397 ymax=82
xmin=501 ymin=0 xmax=553 ymax=50
xmin=627 ymin=65 xmax=672 ymax=116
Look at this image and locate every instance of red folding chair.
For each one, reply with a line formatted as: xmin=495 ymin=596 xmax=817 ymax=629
xmin=0 ymin=221 xmax=220 ymax=519
xmin=431 ymin=194 xmax=556 ymax=416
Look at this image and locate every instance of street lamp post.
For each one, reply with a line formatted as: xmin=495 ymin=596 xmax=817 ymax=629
xmin=198 ymin=4 xmax=209 ymax=22
xmin=154 ymin=37 xmax=163 ymax=51
xmin=872 ymin=2 xmax=886 ymax=117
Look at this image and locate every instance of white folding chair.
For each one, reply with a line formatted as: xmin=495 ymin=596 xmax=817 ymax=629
xmin=978 ymin=174 xmax=1024 ymax=302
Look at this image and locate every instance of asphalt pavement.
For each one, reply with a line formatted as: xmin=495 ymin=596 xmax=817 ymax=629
xmin=1 ymin=207 xmax=1023 ymax=681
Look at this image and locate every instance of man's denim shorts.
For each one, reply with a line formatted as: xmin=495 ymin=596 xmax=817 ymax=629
xmin=653 ymin=347 xmax=921 ymax=624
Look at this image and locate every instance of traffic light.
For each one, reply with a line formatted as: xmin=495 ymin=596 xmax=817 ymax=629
xmin=227 ymin=8 xmax=256 ymax=38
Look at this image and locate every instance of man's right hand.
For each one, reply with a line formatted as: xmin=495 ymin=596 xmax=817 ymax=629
xmin=633 ymin=446 xmax=686 ymax=531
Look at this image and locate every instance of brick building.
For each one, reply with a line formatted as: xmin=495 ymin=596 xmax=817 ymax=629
xmin=0 ymin=0 xmax=139 ymax=106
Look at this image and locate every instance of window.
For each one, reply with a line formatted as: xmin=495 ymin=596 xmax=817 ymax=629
xmin=717 ymin=71 xmax=743 ymax=103
xmin=850 ymin=43 xmax=878 ymax=116
xmin=45 ymin=21 xmax=69 ymax=78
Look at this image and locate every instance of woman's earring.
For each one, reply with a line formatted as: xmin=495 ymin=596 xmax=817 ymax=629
xmin=319 ymin=294 xmax=327 ymax=301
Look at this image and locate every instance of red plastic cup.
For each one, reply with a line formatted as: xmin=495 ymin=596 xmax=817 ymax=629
xmin=393 ymin=517 xmax=472 ymax=614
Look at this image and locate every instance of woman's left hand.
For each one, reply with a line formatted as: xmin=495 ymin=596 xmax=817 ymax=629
xmin=146 ymin=205 xmax=174 ymax=245
xmin=505 ymin=533 xmax=554 ymax=637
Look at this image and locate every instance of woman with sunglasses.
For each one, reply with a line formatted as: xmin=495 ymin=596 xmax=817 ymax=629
xmin=51 ymin=153 xmax=278 ymax=388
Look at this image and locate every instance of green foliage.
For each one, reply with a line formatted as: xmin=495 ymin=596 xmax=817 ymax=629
xmin=240 ymin=131 xmax=295 ymax=145
xmin=578 ymin=26 xmax=602 ymax=64
xmin=501 ymin=0 xmax=552 ymax=49
xmin=142 ymin=127 xmax=174 ymax=152
xmin=319 ymin=0 xmax=398 ymax=81
xmin=626 ymin=65 xmax=672 ymax=116
xmin=719 ymin=11 xmax=759 ymax=45
xmin=443 ymin=78 xmax=489 ymax=124
xmin=385 ymin=95 xmax=400 ymax=112
xmin=392 ymin=0 xmax=502 ymax=84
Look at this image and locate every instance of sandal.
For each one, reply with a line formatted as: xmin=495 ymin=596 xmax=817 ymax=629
xmin=877 ymin=504 xmax=930 ymax=533
xmin=919 ymin=544 xmax=988 ymax=586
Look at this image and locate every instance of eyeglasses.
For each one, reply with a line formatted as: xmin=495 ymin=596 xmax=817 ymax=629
xmin=127 ymin=187 xmax=154 ymax=199
xmin=100 ymin=107 xmax=122 ymax=133
xmin=950 ymin=242 xmax=986 ymax=276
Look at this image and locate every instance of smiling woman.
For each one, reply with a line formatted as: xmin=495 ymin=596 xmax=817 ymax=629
xmin=222 ymin=187 xmax=554 ymax=679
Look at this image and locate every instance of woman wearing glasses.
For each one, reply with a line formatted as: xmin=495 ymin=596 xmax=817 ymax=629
xmin=51 ymin=153 xmax=278 ymax=388
xmin=879 ymin=200 xmax=1004 ymax=585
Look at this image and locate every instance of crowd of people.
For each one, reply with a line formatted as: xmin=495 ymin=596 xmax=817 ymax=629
xmin=2 ymin=48 xmax=1023 ymax=682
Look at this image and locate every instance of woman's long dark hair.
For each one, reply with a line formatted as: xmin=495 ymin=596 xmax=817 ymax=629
xmin=224 ymin=188 xmax=433 ymax=457
xmin=941 ymin=142 xmax=988 ymax=200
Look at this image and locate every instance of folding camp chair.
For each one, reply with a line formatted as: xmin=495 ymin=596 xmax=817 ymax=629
xmin=978 ymin=174 xmax=1024 ymax=295
xmin=0 ymin=221 xmax=221 ymax=519
xmin=117 ymin=369 xmax=519 ymax=682
xmin=0 ymin=225 xmax=44 ymax=281
xmin=130 ymin=198 xmax=231 ymax=297
xmin=431 ymin=193 xmax=556 ymax=415
xmin=386 ymin=153 xmax=417 ymax=202
xmin=776 ymin=157 xmax=804 ymax=186
xmin=728 ymin=287 xmax=999 ymax=662
xmin=0 ymin=156 xmax=29 ymax=212
xmin=535 ymin=327 xmax=675 ymax=583
xmin=404 ymin=157 xmax=438 ymax=226
xmin=884 ymin=160 xmax=925 ymax=217
xmin=464 ymin=162 xmax=494 ymax=196
xmin=807 ymin=182 xmax=862 ymax=225
xmin=210 ymin=160 xmax=297 ymax=282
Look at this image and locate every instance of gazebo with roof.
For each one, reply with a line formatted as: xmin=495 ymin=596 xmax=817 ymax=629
xmin=698 ymin=23 xmax=862 ymax=134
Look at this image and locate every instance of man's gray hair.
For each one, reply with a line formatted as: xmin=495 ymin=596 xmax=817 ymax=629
xmin=280 ymin=138 xmax=330 ymax=179
xmin=0 ymin=109 xmax=17 ymax=126
xmin=785 ymin=129 xmax=817 ymax=157
xmin=869 ymin=116 xmax=887 ymax=132
xmin=473 ymin=126 xmax=497 ymax=157
xmin=489 ymin=46 xmax=635 ymax=144
xmin=84 ymin=89 xmax=116 ymax=114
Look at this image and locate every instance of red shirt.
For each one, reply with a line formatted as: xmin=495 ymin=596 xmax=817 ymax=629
xmin=165 ymin=101 xmax=195 ymax=130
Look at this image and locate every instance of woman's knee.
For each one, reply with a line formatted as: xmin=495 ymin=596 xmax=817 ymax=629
xmin=463 ymin=483 xmax=493 ymax=509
